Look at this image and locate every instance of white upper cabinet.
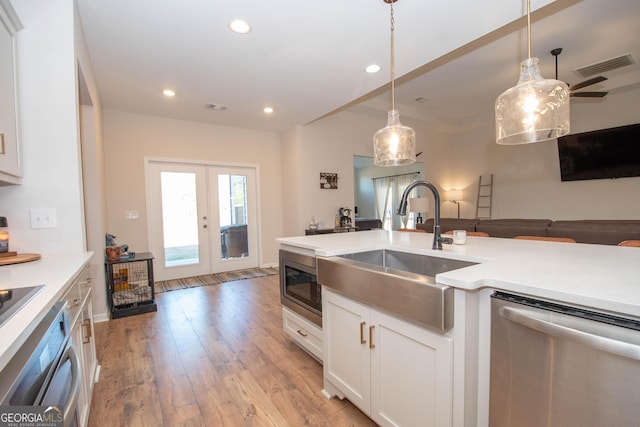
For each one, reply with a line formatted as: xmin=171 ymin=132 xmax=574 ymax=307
xmin=0 ymin=1 xmax=22 ymax=185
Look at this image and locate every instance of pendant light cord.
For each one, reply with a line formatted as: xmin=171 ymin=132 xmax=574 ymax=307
xmin=526 ymin=0 xmax=531 ymax=58
xmin=390 ymin=1 xmax=396 ymax=111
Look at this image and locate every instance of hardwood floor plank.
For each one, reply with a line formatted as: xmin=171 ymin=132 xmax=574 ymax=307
xmin=89 ymin=274 xmax=375 ymax=427
xmin=222 ymin=369 xmax=290 ymax=426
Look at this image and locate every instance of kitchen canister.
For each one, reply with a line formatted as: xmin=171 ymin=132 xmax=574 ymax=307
xmin=0 ymin=217 xmax=8 ymax=253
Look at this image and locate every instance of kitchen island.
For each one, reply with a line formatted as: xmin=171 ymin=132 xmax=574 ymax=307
xmin=279 ymin=229 xmax=640 ymax=316
xmin=277 ymin=229 xmax=640 ymax=426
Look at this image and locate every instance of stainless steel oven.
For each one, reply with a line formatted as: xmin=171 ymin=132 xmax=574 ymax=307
xmin=280 ymin=249 xmax=321 ymax=327
xmin=0 ymin=301 xmax=80 ymax=427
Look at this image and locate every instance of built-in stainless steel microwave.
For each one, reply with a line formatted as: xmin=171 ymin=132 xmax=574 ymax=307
xmin=279 ymin=249 xmax=321 ymax=327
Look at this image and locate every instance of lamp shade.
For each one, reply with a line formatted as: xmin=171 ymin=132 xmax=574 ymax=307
xmin=409 ymin=197 xmax=429 ymax=213
xmin=495 ymin=58 xmax=570 ymax=145
xmin=445 ymin=189 xmax=463 ymax=201
xmin=374 ymin=110 xmax=416 ymax=166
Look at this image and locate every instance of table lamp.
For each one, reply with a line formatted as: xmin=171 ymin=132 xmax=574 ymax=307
xmin=445 ymin=189 xmax=463 ymax=219
xmin=409 ymin=198 xmax=429 ymax=225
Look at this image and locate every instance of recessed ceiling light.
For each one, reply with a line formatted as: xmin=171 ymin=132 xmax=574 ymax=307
xmin=229 ymin=19 xmax=251 ymax=34
xmin=263 ymin=107 xmax=274 ymax=114
xmin=365 ymin=64 xmax=381 ymax=74
xmin=163 ymin=89 xmax=175 ymax=97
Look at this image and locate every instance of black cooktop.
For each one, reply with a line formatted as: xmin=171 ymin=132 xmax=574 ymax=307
xmin=0 ymin=285 xmax=44 ymax=327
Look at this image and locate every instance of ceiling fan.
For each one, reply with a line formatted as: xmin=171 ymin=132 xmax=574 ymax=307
xmin=551 ymin=48 xmax=608 ymax=98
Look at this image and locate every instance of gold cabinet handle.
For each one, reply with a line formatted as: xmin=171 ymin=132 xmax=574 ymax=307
xmin=369 ymin=325 xmax=375 ymax=349
xmin=296 ymin=329 xmax=308 ymax=337
xmin=82 ymin=318 xmax=92 ymax=344
xmin=360 ymin=321 xmax=366 ymax=344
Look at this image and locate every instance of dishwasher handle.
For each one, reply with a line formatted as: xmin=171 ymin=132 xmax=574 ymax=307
xmin=499 ymin=306 xmax=640 ymax=362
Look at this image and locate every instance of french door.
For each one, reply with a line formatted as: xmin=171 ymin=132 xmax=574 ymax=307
xmin=147 ymin=161 xmax=259 ymax=281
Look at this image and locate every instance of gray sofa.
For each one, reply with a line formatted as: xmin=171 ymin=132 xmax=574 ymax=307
xmin=418 ymin=218 xmax=640 ymax=245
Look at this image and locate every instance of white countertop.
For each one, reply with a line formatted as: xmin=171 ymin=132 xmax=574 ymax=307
xmin=278 ymin=230 xmax=640 ymax=318
xmin=0 ymin=252 xmax=93 ymax=371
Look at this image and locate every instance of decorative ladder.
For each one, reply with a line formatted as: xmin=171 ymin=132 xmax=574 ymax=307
xmin=475 ymin=174 xmax=493 ymax=219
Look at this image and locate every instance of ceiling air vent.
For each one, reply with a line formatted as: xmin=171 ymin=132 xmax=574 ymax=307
xmin=205 ymin=103 xmax=228 ymax=111
xmin=573 ymin=53 xmax=635 ymax=79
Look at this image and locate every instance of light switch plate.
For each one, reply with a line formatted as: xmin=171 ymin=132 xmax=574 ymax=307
xmin=125 ymin=210 xmax=139 ymax=219
xmin=30 ymin=208 xmax=57 ymax=229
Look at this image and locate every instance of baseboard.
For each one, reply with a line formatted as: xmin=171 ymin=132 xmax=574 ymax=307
xmin=93 ymin=312 xmax=110 ymax=323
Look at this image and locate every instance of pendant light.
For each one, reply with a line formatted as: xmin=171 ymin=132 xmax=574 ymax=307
xmin=373 ymin=0 xmax=416 ymax=166
xmin=495 ymin=0 xmax=570 ymax=145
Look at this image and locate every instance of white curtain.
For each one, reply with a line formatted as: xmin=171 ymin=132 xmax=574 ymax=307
xmin=373 ymin=173 xmax=419 ymax=230
xmin=392 ymin=173 xmax=418 ymax=230
xmin=373 ymin=177 xmax=391 ymax=229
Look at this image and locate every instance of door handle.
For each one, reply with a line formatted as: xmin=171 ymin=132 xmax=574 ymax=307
xmin=203 ymin=224 xmax=208 ymax=228
xmin=369 ymin=325 xmax=375 ymax=349
xmin=360 ymin=321 xmax=366 ymax=344
xmin=82 ymin=318 xmax=92 ymax=344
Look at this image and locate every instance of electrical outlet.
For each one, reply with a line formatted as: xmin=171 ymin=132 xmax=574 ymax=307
xmin=30 ymin=208 xmax=57 ymax=229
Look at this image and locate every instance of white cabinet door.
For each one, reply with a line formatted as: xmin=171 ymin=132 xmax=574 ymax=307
xmin=81 ymin=294 xmax=97 ymax=400
xmin=370 ymin=309 xmax=453 ymax=427
xmin=323 ymin=288 xmax=454 ymax=427
xmin=323 ymin=288 xmax=371 ymax=413
xmin=61 ymin=264 xmax=96 ymax=427
xmin=71 ymin=321 xmax=89 ymax=426
xmin=0 ymin=3 xmax=22 ymax=184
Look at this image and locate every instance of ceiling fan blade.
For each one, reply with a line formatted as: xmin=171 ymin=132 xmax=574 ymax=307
xmin=570 ymin=76 xmax=607 ymax=91
xmin=571 ymin=91 xmax=608 ymax=98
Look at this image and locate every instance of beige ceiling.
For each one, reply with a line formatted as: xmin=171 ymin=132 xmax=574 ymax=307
xmin=77 ymin=0 xmax=640 ymax=134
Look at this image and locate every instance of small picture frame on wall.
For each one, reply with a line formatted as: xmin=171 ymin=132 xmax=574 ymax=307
xmin=320 ymin=172 xmax=338 ymax=189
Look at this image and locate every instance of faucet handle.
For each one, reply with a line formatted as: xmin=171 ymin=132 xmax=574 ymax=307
xmin=440 ymin=236 xmax=454 ymax=245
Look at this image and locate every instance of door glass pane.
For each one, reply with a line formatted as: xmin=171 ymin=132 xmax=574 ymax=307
xmin=161 ymin=172 xmax=200 ymax=266
xmin=218 ymin=174 xmax=248 ymax=259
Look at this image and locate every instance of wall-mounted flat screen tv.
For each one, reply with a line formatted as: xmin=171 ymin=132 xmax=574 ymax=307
xmin=557 ymin=123 xmax=640 ymax=182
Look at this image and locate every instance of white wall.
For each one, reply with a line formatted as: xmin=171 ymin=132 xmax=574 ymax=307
xmin=282 ymin=109 xmax=454 ymax=235
xmin=102 ymin=109 xmax=283 ymax=267
xmin=283 ymin=81 xmax=640 ymax=230
xmin=0 ymin=0 xmax=85 ymax=254
xmin=443 ymin=88 xmax=640 ymax=220
xmin=0 ymin=0 xmax=109 ymax=319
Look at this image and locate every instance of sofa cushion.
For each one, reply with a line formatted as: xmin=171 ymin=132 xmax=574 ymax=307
xmin=476 ymin=219 xmax=552 ymax=238
xmin=548 ymin=220 xmax=640 ymax=245
xmin=418 ymin=218 xmax=479 ymax=233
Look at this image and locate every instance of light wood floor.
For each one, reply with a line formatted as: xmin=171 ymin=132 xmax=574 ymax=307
xmin=88 ymin=274 xmax=376 ymax=427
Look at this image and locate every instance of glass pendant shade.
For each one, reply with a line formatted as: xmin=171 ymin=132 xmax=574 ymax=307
xmin=374 ymin=110 xmax=416 ymax=166
xmin=496 ymin=57 xmax=570 ymax=145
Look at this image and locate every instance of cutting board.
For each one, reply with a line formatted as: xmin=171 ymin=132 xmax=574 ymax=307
xmin=0 ymin=253 xmax=41 ymax=266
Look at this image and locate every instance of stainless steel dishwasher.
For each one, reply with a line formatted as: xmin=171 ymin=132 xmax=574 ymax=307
xmin=490 ymin=291 xmax=640 ymax=427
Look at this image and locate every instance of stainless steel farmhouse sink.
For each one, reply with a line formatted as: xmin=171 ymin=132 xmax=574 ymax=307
xmin=317 ymin=250 xmax=477 ymax=332
xmin=339 ymin=249 xmax=475 ymax=277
